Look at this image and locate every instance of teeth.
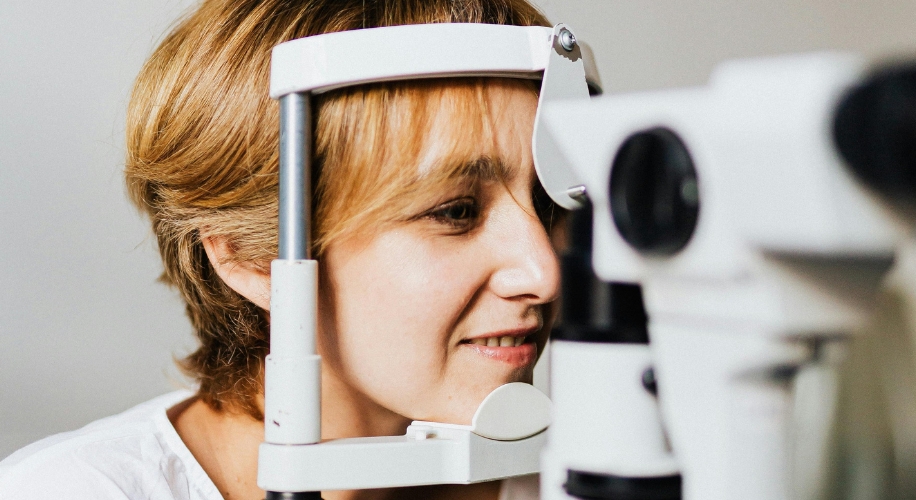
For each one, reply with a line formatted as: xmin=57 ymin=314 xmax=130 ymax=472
xmin=466 ymin=336 xmax=527 ymax=347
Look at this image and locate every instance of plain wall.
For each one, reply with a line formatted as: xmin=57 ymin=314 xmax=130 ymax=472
xmin=3 ymin=0 xmax=916 ymax=460
xmin=0 ymin=0 xmax=197 ymax=458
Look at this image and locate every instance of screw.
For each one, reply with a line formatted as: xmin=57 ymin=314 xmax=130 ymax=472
xmin=558 ymin=29 xmax=576 ymax=51
xmin=641 ymin=367 xmax=658 ymax=396
xmin=566 ymin=184 xmax=587 ymax=200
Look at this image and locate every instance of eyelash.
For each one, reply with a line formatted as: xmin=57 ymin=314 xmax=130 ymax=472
xmin=424 ymin=197 xmax=481 ymax=229
xmin=419 ymin=185 xmax=562 ymax=233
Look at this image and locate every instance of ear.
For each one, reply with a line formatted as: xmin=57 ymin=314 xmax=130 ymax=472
xmin=202 ymin=236 xmax=271 ymax=310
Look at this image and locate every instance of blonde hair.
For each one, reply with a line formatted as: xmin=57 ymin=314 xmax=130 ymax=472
xmin=125 ymin=0 xmax=550 ymax=418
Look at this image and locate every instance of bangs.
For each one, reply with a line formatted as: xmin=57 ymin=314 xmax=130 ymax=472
xmin=313 ymin=77 xmax=539 ymax=254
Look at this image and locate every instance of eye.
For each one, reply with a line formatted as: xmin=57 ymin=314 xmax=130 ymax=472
xmin=532 ymin=182 xmax=563 ymax=230
xmin=423 ymin=197 xmax=481 ymax=230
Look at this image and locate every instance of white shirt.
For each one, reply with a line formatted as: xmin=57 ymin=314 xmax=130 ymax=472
xmin=0 ymin=391 xmax=538 ymax=500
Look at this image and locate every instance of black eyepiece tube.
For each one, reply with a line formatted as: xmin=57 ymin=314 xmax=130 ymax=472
xmin=565 ymin=469 xmax=682 ymax=500
xmin=552 ymin=200 xmax=650 ymax=344
xmin=265 ymin=492 xmax=322 ymax=500
xmin=834 ymin=61 xmax=916 ymax=204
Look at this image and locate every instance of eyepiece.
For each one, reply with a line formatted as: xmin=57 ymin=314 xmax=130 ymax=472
xmin=609 ymin=128 xmax=700 ymax=256
xmin=834 ymin=62 xmax=916 ymax=203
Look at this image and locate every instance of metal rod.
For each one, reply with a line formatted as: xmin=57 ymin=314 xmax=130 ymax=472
xmin=278 ymin=92 xmax=311 ymax=261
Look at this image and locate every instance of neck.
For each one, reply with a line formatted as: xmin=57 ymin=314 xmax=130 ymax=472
xmin=169 ymin=397 xmax=264 ymax=500
xmin=170 ymin=366 xmax=412 ymax=500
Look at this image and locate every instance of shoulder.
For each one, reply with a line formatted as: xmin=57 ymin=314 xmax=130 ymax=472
xmin=0 ymin=391 xmax=218 ymax=500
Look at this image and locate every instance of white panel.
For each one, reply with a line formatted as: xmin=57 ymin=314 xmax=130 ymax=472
xmin=470 ymin=382 xmax=551 ymax=441
xmin=532 ymin=24 xmax=592 ymax=210
xmin=547 ymin=341 xmax=678 ymax=477
xmin=258 ymin=427 xmax=545 ymax=491
xmin=270 ymin=24 xmax=553 ymax=97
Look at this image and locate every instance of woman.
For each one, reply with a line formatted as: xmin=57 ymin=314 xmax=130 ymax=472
xmin=0 ymin=0 xmax=561 ymax=499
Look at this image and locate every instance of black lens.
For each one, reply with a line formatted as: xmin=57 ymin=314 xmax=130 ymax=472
xmin=565 ymin=469 xmax=682 ymax=500
xmin=834 ymin=63 xmax=916 ymax=204
xmin=609 ymin=128 xmax=700 ymax=255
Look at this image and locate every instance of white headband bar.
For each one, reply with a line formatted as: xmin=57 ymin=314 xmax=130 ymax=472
xmin=270 ymin=23 xmax=601 ymax=98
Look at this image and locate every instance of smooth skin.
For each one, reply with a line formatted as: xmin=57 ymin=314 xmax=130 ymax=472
xmin=170 ymin=84 xmax=560 ymax=500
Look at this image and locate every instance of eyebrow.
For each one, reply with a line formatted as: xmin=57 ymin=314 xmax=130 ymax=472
xmin=456 ymin=156 xmax=516 ymax=182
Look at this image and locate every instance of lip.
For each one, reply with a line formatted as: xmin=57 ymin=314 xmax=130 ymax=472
xmin=462 ymin=342 xmax=537 ymax=366
xmin=459 ymin=327 xmax=540 ymax=367
xmin=462 ymin=326 xmax=539 ymax=342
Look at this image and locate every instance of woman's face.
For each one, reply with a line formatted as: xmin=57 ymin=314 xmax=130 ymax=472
xmin=318 ymin=84 xmax=560 ymax=425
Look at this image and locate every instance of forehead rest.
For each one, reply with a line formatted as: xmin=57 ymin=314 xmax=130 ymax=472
xmin=270 ymin=23 xmax=600 ymax=98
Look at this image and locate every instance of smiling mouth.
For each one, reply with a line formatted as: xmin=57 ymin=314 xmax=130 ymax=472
xmin=458 ymin=332 xmax=538 ymax=366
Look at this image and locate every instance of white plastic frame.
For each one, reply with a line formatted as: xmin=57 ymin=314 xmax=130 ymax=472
xmin=270 ymin=23 xmax=600 ymax=97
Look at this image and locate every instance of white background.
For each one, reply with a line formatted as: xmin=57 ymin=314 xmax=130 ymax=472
xmin=3 ymin=0 xmax=916 ymax=459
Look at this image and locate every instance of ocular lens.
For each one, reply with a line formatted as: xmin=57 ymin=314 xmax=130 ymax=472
xmin=834 ymin=63 xmax=916 ymax=203
xmin=609 ymin=127 xmax=700 ymax=255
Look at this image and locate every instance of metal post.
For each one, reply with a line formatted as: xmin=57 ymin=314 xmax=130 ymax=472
xmin=279 ymin=92 xmax=311 ymax=261
xmin=266 ymin=92 xmax=323 ymax=500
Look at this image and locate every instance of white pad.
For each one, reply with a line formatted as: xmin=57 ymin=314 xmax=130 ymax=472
xmin=271 ymin=24 xmax=550 ymax=97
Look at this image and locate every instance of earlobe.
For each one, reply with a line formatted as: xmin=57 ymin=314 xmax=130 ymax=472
xmin=201 ymin=236 xmax=271 ymax=310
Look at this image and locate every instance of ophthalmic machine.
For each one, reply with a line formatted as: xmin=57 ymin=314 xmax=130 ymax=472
xmin=540 ymin=53 xmax=916 ymax=500
xmin=258 ymin=20 xmax=916 ymax=500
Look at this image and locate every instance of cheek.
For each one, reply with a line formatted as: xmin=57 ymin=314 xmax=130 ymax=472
xmin=324 ymin=233 xmax=481 ymax=411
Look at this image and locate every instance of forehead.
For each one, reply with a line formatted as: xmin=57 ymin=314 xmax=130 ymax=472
xmin=311 ymin=78 xmax=541 ymax=251
xmin=414 ymin=79 xmax=539 ymax=182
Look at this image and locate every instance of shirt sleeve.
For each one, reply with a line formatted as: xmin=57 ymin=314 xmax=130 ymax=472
xmin=0 ymin=452 xmax=135 ymax=500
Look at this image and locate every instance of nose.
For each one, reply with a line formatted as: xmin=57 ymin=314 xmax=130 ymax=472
xmin=488 ymin=201 xmax=561 ymax=304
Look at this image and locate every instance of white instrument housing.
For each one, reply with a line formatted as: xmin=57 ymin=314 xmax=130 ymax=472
xmin=535 ymin=52 xmax=908 ymax=500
